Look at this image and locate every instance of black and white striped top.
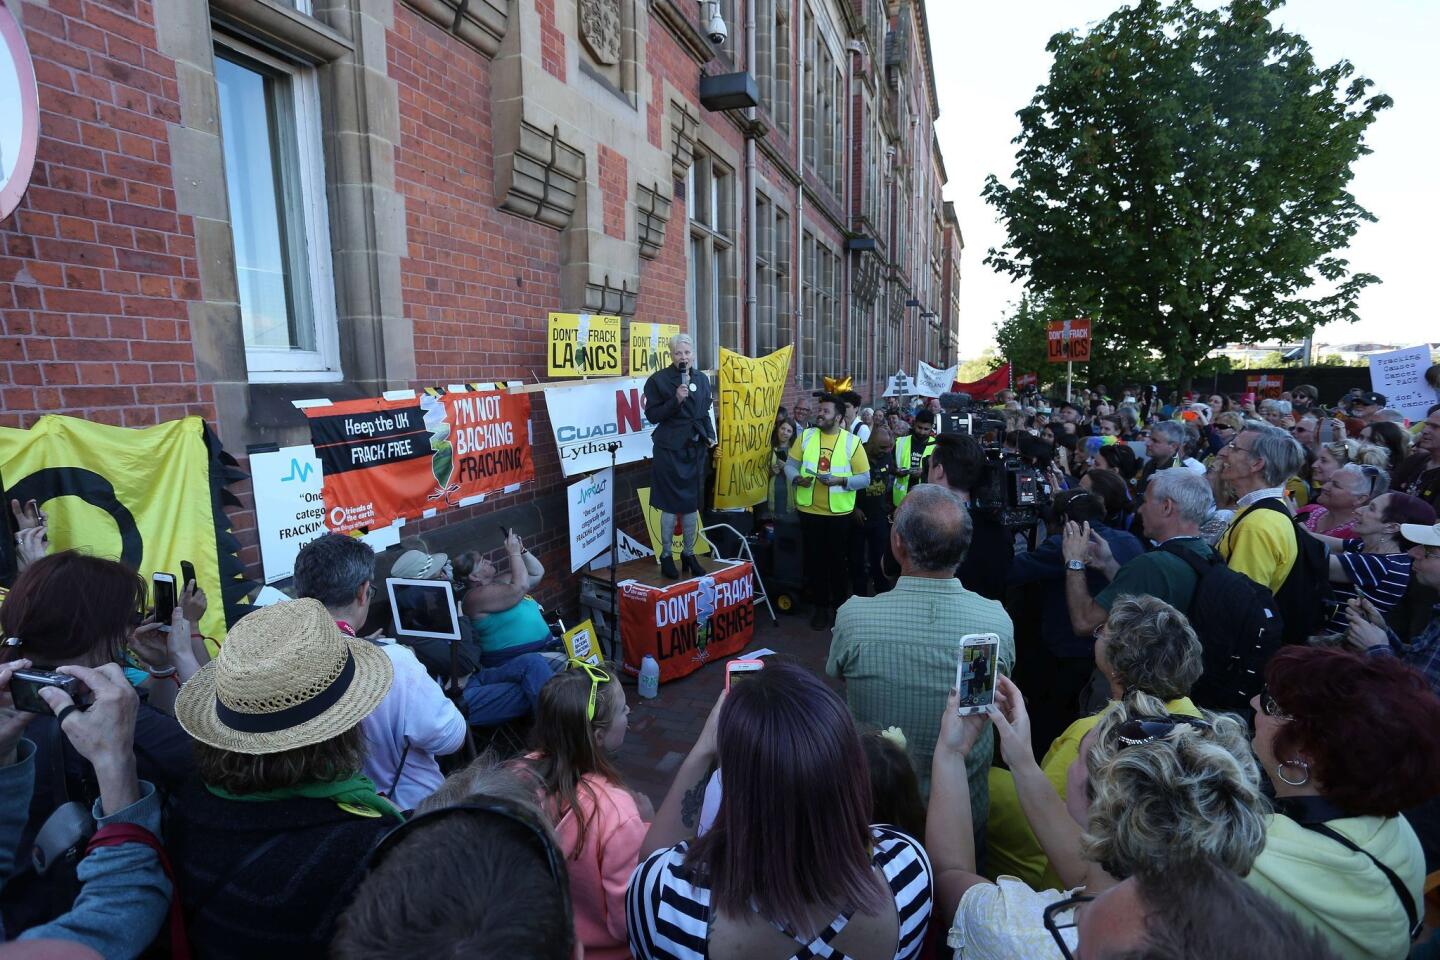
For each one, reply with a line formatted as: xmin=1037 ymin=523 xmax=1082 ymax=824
xmin=1324 ymin=540 xmax=1413 ymax=633
xmin=626 ymin=825 xmax=932 ymax=960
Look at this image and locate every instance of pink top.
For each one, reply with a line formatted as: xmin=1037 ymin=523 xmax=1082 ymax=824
xmin=553 ymin=774 xmax=648 ymax=960
xmin=1302 ymin=505 xmax=1358 ymax=540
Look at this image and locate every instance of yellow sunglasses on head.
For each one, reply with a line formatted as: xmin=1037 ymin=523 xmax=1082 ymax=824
xmin=569 ymin=659 xmax=612 ymax=722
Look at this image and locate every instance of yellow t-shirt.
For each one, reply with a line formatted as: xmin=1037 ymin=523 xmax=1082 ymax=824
xmin=1219 ymin=502 xmax=1298 ymax=595
xmin=787 ymin=430 xmax=871 ymax=517
xmin=986 ymin=697 xmax=1200 ymax=888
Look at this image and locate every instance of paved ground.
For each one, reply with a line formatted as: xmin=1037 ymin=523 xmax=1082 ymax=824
xmin=612 ymin=607 xmax=838 ymax=806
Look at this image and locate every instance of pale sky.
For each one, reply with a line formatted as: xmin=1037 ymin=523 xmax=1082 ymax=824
xmin=929 ymin=0 xmax=1439 ymax=359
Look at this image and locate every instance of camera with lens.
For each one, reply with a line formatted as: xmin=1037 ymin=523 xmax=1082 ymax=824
xmin=936 ymin=393 xmax=1050 ymax=529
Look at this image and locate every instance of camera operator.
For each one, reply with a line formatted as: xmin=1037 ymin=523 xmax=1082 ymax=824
xmin=926 ymin=433 xmax=1013 ymax=602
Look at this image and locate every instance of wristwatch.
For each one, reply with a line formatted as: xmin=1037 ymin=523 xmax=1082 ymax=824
xmin=1065 ymin=559 xmax=1087 ymax=572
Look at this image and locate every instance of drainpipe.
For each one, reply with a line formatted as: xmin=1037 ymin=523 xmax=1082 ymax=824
xmin=844 ymin=39 xmax=862 ymax=395
xmin=793 ymin=2 xmax=805 ymax=391
xmin=746 ymin=0 xmax=758 ymax=357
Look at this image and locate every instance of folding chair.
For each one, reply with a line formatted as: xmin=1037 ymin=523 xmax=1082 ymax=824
xmin=701 ymin=522 xmax=778 ymax=624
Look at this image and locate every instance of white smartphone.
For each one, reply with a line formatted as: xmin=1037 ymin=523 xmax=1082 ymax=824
xmin=955 ymin=633 xmax=1001 ymax=716
xmin=726 ymin=658 xmax=764 ymax=691
xmin=152 ymin=572 xmax=178 ymax=632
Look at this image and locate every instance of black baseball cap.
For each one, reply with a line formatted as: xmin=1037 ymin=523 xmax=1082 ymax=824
xmin=1354 ymin=391 xmax=1387 ymax=407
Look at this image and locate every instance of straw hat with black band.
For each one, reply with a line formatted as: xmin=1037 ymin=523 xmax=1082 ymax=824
xmin=176 ymin=598 xmax=393 ymax=755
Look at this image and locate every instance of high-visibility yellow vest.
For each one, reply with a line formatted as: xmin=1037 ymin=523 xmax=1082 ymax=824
xmin=794 ymin=428 xmax=860 ymax=514
xmin=892 ymin=433 xmax=936 ymax=506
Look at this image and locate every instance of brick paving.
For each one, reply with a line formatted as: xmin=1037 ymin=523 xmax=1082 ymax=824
xmin=612 ymin=607 xmax=840 ymax=806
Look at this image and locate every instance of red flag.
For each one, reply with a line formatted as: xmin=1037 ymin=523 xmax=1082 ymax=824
xmin=952 ymin=363 xmax=1012 ymax=401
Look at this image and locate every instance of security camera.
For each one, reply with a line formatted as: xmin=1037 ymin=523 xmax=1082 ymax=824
xmin=706 ymin=11 xmax=728 ymax=45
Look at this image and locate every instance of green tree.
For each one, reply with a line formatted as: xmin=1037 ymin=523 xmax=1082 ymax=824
xmin=982 ymin=0 xmax=1390 ymax=390
xmin=956 ymin=349 xmax=1002 ymax=384
xmin=992 ymin=295 xmax=1052 ymax=377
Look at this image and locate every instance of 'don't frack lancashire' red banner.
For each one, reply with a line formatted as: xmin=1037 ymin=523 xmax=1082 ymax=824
xmin=304 ymin=390 xmax=534 ymax=532
xmin=620 ymin=561 xmax=756 ymax=684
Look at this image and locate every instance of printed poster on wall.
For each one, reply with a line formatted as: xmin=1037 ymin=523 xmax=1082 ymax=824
xmin=303 ymin=389 xmax=533 ymax=532
xmin=630 ymin=322 xmax=680 ymax=376
xmin=1369 ymin=345 xmax=1436 ymax=422
xmin=567 ymin=467 xmax=613 ymax=572
xmin=714 ymin=345 xmax=793 ymax=509
xmin=547 ymin=312 xmax=623 ymax=377
xmin=543 ymin=376 xmax=657 ymax=477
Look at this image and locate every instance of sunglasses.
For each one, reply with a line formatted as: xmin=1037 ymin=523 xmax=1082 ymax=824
xmin=1260 ymin=683 xmax=1292 ymax=720
xmin=368 ymin=796 xmax=572 ymax=918
xmin=570 ymin=658 xmax=612 ymax=722
xmin=1043 ymin=892 xmax=1095 ymax=958
xmin=1114 ymin=714 xmax=1213 ymax=748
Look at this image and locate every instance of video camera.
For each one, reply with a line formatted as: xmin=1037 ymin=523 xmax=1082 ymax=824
xmin=936 ymin=393 xmax=1049 ymax=529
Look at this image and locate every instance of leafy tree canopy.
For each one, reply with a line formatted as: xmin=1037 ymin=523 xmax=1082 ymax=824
xmin=982 ymin=0 xmax=1391 ymax=389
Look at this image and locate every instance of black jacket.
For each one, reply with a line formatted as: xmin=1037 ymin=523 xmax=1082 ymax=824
xmin=167 ymin=779 xmax=393 ymax=959
xmin=644 ymin=365 xmax=716 ymax=451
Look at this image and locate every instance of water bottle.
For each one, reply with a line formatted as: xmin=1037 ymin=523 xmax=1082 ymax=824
xmin=638 ymin=655 xmax=660 ymax=699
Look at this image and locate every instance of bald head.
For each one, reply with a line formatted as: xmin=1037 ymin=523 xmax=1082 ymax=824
xmin=892 ymin=484 xmax=971 ymax=574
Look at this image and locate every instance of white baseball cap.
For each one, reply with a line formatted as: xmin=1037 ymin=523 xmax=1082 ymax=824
xmin=1401 ymin=523 xmax=1440 ymax=549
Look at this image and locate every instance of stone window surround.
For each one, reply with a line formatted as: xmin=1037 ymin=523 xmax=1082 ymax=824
xmin=155 ymin=0 xmax=413 ymax=450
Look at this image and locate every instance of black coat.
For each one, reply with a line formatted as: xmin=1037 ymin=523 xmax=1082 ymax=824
xmin=644 ymin=365 xmax=716 ymax=451
xmin=167 ymin=779 xmax=393 ymax=959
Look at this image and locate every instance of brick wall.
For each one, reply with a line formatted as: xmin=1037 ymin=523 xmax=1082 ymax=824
xmin=597 ymin=144 xmax=628 ymax=241
xmin=0 ymin=0 xmax=210 ymax=430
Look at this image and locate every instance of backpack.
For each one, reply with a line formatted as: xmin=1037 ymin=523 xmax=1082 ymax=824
xmin=1231 ymin=498 xmax=1335 ymax=645
xmin=1158 ymin=542 xmax=1285 ymax=714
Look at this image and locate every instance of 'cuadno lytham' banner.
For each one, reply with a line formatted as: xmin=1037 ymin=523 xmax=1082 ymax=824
xmin=714 ymin=345 xmax=793 ymax=509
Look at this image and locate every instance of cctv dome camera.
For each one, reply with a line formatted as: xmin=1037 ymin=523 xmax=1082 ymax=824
xmin=706 ymin=12 xmax=728 ymax=45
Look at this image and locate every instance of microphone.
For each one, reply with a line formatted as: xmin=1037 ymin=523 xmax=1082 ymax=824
xmin=680 ymin=363 xmax=691 ymax=392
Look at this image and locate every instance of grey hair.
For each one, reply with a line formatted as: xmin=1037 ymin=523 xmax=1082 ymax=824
xmin=1082 ymin=691 xmax=1269 ymax=879
xmin=292 ymin=533 xmax=377 ymax=610
xmin=1238 ymin=423 xmax=1305 ymax=487
xmin=418 ymin=753 xmax=549 ymax=818
xmin=1321 ymin=439 xmax=1391 ymax=470
xmin=1101 ymin=596 xmax=1204 ymax=700
xmin=1259 ymin=398 xmax=1292 ymax=416
xmin=893 ymin=484 xmax=972 ymax=573
xmin=1374 ymin=408 xmax=1405 ymax=424
xmin=1146 ymin=468 xmax=1214 ymax=526
xmin=1329 ymin=462 xmax=1389 ymax=501
xmin=668 ymin=332 xmax=694 ymax=351
xmin=1149 ymin=420 xmax=1187 ymax=447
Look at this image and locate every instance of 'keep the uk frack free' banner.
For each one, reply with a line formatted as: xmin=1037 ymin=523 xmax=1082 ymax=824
xmin=303 ymin=389 xmax=533 ymax=532
xmin=714 ymin=345 xmax=793 ymax=509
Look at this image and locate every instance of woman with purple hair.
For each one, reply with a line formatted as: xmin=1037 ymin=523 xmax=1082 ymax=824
xmin=626 ymin=660 xmax=933 ymax=959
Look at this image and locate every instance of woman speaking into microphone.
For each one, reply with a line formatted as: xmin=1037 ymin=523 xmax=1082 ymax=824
xmin=644 ymin=332 xmax=717 ymax=579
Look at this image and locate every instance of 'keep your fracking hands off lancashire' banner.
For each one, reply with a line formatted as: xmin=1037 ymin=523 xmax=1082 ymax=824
xmin=303 ymin=389 xmax=533 ymax=532
xmin=714 ymin=345 xmax=793 ymax=509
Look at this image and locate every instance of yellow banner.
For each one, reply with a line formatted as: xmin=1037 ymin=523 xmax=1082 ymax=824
xmin=629 ymin=322 xmax=680 ymax=376
xmin=714 ymin=345 xmax=794 ymax=509
xmin=637 ymin=487 xmax=712 ymax=558
xmin=547 ymin=312 xmax=622 ymax=377
xmin=0 ymin=415 xmax=227 ymax=641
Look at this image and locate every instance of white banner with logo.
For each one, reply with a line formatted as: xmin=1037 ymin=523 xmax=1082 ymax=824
xmin=567 ymin=467 xmax=614 ymax=572
xmin=249 ymin=445 xmax=400 ymax=583
xmin=542 ymin=377 xmax=658 ymax=477
xmin=915 ymin=361 xmax=958 ymax=398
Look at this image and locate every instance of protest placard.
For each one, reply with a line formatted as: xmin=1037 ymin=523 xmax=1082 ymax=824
xmin=882 ymin=369 xmax=916 ymax=398
xmin=562 ymin=619 xmax=602 ymax=666
xmin=915 ymin=361 xmax=958 ymax=397
xmin=1369 ymin=345 xmax=1436 ymax=422
xmin=1245 ymin=374 xmax=1284 ymax=400
xmin=638 ymin=487 xmax=712 ymax=557
xmin=547 ymin=312 xmax=622 ymax=377
xmin=630 ymin=322 xmax=680 ymax=376
xmin=303 ymin=389 xmax=533 ymax=532
xmin=714 ymin=345 xmax=793 ymax=509
xmin=543 ymin=376 xmax=657 ymax=477
xmin=567 ymin=467 xmax=613 ymax=572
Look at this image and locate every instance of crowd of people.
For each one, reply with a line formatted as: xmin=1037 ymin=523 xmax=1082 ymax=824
xmin=3 ymin=364 xmax=1440 ymax=958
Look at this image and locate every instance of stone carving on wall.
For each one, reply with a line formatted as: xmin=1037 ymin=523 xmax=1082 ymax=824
xmin=668 ymin=98 xmax=700 ymax=182
xmin=579 ymin=0 xmax=621 ymax=64
xmin=636 ymin=181 xmax=672 ymax=260
xmin=498 ymin=121 xmax=587 ymax=228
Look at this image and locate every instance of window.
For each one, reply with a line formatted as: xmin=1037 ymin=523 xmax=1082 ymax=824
xmin=755 ymin=0 xmax=791 ymax=134
xmin=802 ymin=9 xmax=841 ymax=194
xmin=756 ymin=196 xmax=791 ymax=356
xmin=687 ymin=151 xmax=735 ymax=366
xmin=802 ymin=231 xmax=838 ymax=384
xmin=215 ymin=40 xmax=338 ymax=381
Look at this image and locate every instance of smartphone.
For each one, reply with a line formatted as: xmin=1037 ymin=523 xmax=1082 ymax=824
xmin=1319 ymin=420 xmax=1335 ymax=443
xmin=726 ymin=658 xmax=764 ymax=691
xmin=498 ymin=525 xmax=512 ymax=541
xmin=180 ymin=560 xmax=196 ymax=591
xmin=152 ymin=572 xmax=177 ymax=627
xmin=955 ymin=634 xmax=1001 ymax=716
xmin=10 ymin=669 xmax=90 ymax=715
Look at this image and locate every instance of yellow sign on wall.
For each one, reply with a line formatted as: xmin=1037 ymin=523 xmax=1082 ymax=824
xmin=629 ymin=322 xmax=680 ymax=376
xmin=714 ymin=345 xmax=794 ymax=509
xmin=547 ymin=312 xmax=622 ymax=377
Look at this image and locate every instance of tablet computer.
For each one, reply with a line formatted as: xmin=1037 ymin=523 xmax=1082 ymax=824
xmin=386 ymin=577 xmax=460 ymax=642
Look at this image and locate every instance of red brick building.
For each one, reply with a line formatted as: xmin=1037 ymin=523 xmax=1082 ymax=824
xmin=0 ymin=0 xmax=954 ymax=601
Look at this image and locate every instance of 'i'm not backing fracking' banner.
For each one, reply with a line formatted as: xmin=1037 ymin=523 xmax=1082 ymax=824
xmin=714 ymin=345 xmax=793 ymax=509
xmin=304 ymin=389 xmax=533 ymax=532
